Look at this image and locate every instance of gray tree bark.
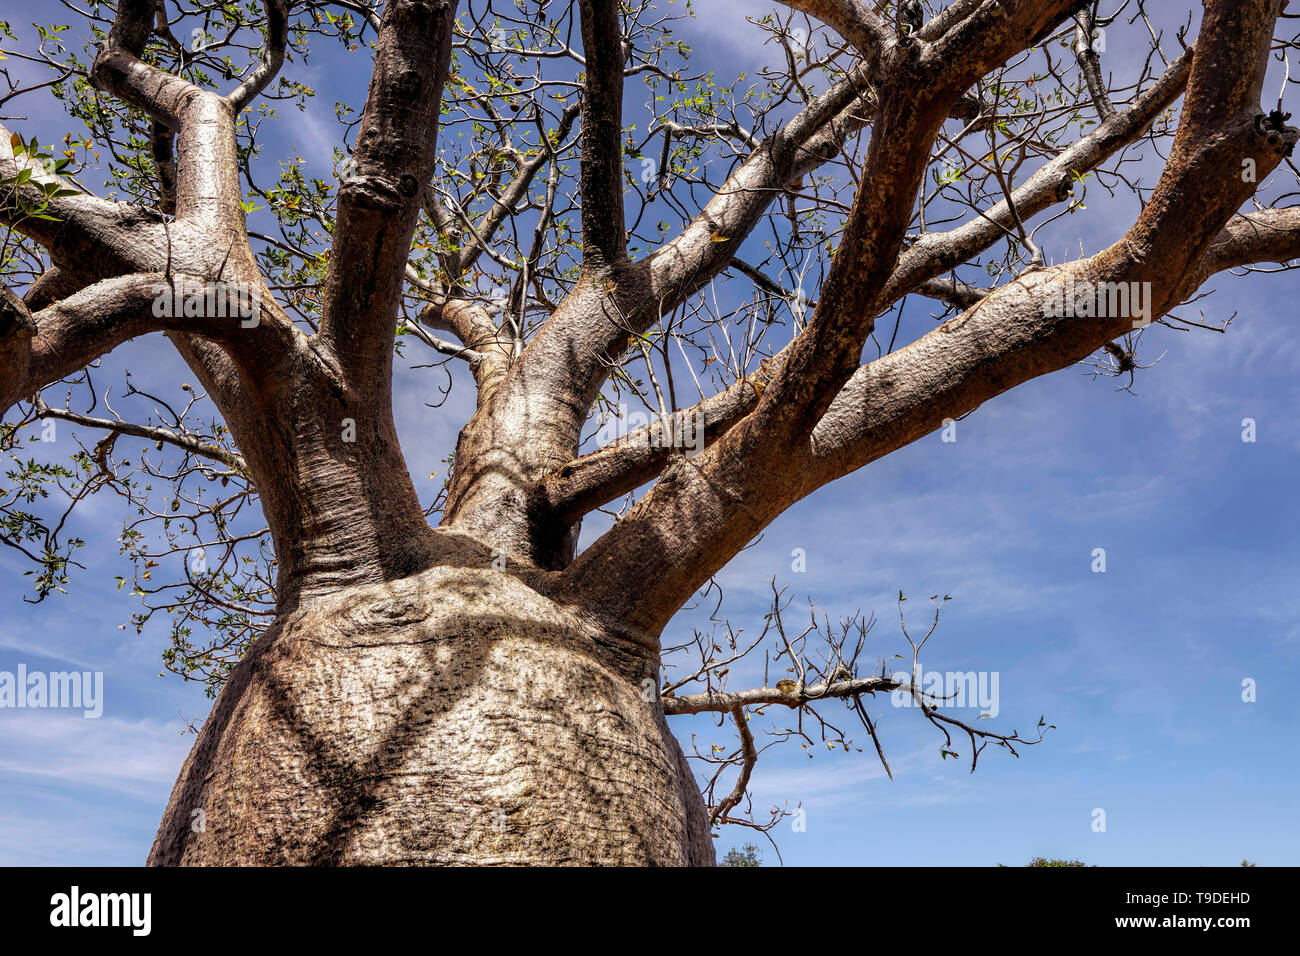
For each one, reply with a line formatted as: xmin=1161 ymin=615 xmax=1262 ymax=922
xmin=149 ymin=539 xmax=712 ymax=865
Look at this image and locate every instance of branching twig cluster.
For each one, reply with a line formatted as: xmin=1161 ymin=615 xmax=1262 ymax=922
xmin=664 ymin=582 xmax=1051 ymax=840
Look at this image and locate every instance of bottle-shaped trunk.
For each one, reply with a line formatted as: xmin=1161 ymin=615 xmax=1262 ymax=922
xmin=148 ymin=557 xmax=714 ymax=865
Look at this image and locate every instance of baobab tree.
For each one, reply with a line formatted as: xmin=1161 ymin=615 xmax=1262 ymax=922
xmin=1 ymin=0 xmax=1297 ymax=865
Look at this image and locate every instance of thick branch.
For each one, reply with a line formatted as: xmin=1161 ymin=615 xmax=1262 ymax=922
xmin=22 ymin=268 xmax=85 ymax=312
xmin=514 ymin=63 xmax=875 ymax=427
xmin=82 ymin=1 xmax=244 ymax=224
xmin=755 ymin=0 xmax=1088 ymax=432
xmin=542 ymin=357 xmax=782 ymax=523
xmin=1195 ymin=207 xmax=1300 ymax=281
xmin=890 ymin=47 xmax=1192 ymax=300
xmin=541 ymin=45 xmax=1194 ymax=524
xmin=315 ymin=0 xmax=456 ymax=392
xmin=1073 ymin=7 xmax=1115 ymax=119
xmin=417 ymin=297 xmax=512 ymax=403
xmin=228 ymin=0 xmax=290 ymax=113
xmin=547 ymin=195 xmax=1300 ymax=525
xmin=776 ymin=1 xmax=894 ymax=68
xmin=917 ymin=0 xmax=985 ymax=41
xmin=5 ymin=273 xmax=285 ymax=414
xmin=88 ymin=0 xmax=203 ymax=126
xmin=1 ymin=121 xmax=169 ymax=277
xmin=577 ymin=0 xmax=628 ymax=267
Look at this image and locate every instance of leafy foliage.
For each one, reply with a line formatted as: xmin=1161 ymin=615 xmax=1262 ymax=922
xmin=720 ymin=843 xmax=763 ymax=867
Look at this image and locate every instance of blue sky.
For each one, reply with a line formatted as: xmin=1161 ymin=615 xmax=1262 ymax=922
xmin=2 ymin=1 xmax=1297 ymax=866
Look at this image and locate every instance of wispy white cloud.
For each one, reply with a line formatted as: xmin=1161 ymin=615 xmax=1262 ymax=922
xmin=0 ymin=713 xmax=193 ymax=799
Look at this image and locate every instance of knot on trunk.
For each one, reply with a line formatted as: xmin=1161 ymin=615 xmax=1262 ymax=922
xmin=341 ymin=172 xmax=408 ymax=211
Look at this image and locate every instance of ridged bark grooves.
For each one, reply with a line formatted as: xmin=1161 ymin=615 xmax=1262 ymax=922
xmin=148 ymin=534 xmax=714 ymax=866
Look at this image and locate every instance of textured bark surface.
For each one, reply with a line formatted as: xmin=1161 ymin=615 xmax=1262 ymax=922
xmin=149 ymin=531 xmax=712 ymax=866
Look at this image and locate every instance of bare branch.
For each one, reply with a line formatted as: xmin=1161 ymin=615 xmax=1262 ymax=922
xmin=708 ymin=706 xmax=757 ymax=827
xmin=228 ymin=0 xmax=290 ymax=113
xmin=889 ymin=46 xmax=1192 ymax=299
xmin=577 ymin=0 xmax=628 ymax=267
xmin=31 ymin=396 xmax=247 ymax=470
xmin=1074 ymin=5 xmax=1116 ymax=119
xmin=664 ymin=675 xmax=898 ymax=716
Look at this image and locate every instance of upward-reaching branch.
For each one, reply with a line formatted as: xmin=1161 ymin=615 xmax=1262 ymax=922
xmin=756 ymin=0 xmax=1087 ymax=432
xmin=315 ymin=0 xmax=457 ymax=393
xmin=89 ymin=0 xmax=202 ymax=127
xmin=228 ymin=0 xmax=290 ymax=113
xmin=577 ymin=0 xmax=628 ymax=268
xmin=513 ymin=61 xmax=875 ymax=425
xmin=540 ymin=40 xmax=1196 ymax=522
xmin=314 ymin=0 xmax=457 ymax=392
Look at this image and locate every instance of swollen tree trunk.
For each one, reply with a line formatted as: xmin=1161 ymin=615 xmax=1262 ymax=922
xmin=149 ymin=533 xmax=713 ymax=865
